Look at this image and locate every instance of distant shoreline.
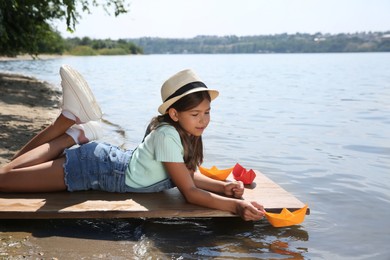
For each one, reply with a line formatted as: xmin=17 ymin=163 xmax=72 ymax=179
xmin=1 ymin=31 xmax=390 ymax=58
xmin=129 ymin=32 xmax=390 ymax=54
xmin=0 ymin=54 xmax=67 ymax=61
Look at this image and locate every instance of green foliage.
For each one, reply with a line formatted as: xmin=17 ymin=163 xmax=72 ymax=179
xmin=97 ymin=48 xmax=128 ymax=55
xmin=37 ymin=30 xmax=66 ymax=54
xmin=130 ymin=32 xmax=390 ymax=54
xmin=64 ymin=37 xmax=143 ymax=55
xmin=67 ymin=45 xmax=97 ymax=56
xmin=0 ymin=0 xmax=129 ymax=56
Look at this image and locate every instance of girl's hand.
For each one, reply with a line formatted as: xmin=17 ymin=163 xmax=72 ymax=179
xmin=236 ymin=201 xmax=265 ymax=221
xmin=224 ymin=181 xmax=244 ymax=198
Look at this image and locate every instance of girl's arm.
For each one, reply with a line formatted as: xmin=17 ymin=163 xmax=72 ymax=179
xmin=164 ymin=162 xmax=265 ymax=221
xmin=193 ymin=171 xmax=245 ymax=198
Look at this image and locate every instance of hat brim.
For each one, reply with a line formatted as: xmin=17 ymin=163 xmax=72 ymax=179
xmin=158 ymin=88 xmax=219 ymax=114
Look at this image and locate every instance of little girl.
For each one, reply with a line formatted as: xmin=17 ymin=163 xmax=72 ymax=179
xmin=0 ymin=66 xmax=265 ymax=221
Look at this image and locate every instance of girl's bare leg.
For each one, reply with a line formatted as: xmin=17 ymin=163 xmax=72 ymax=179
xmin=0 ymin=157 xmax=67 ymax=192
xmin=0 ymin=134 xmax=75 ymax=192
xmin=12 ymin=113 xmax=75 ymax=160
xmin=6 ymin=133 xmax=75 ymax=170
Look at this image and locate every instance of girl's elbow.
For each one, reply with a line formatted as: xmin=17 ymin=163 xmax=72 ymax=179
xmin=180 ymin=187 xmax=201 ymax=204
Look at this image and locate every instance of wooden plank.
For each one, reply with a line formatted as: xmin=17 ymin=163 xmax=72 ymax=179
xmin=0 ymin=170 xmax=309 ymax=219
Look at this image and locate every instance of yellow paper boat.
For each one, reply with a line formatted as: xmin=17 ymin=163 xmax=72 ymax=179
xmin=198 ymin=165 xmax=233 ymax=181
xmin=265 ymin=204 xmax=308 ymax=227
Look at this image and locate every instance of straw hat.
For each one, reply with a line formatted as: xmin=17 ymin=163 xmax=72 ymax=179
xmin=158 ymin=69 xmax=219 ymax=114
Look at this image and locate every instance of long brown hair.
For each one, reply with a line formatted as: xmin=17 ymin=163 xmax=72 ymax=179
xmin=145 ymin=91 xmax=211 ymax=171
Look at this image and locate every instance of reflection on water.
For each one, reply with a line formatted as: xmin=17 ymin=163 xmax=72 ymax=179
xmin=0 ymin=218 xmax=308 ymax=259
xmin=343 ymin=144 xmax=390 ymax=155
xmin=1 ymin=53 xmax=390 ymax=259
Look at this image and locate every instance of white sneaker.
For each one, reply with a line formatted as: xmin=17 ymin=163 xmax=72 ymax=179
xmin=68 ymin=121 xmax=103 ymax=144
xmin=60 ymin=65 xmax=103 ymax=124
xmin=81 ymin=121 xmax=102 ymax=142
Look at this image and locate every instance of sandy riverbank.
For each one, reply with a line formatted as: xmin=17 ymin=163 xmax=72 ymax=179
xmin=0 ymin=72 xmax=132 ymax=259
xmin=0 ymin=72 xmax=61 ymax=166
xmin=0 ymin=54 xmax=67 ymax=61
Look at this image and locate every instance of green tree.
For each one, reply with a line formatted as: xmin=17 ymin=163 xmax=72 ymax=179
xmin=0 ymin=0 xmax=129 ymax=57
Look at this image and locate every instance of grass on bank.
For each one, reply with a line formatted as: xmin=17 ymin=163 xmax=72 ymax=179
xmin=65 ymin=46 xmax=137 ymax=56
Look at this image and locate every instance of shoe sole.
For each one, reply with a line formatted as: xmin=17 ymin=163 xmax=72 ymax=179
xmin=60 ymin=65 xmax=102 ymax=123
xmin=82 ymin=121 xmax=102 ymax=141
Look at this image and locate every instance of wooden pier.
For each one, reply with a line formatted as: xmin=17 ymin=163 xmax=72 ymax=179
xmin=0 ymin=170 xmax=309 ymax=219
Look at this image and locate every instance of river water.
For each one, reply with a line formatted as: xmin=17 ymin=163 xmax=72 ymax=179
xmin=1 ymin=53 xmax=389 ymax=259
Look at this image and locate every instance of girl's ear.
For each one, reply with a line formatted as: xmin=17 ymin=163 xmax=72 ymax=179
xmin=168 ymin=108 xmax=179 ymax=122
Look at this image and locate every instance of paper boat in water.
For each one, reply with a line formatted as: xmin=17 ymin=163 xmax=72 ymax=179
xmin=198 ymin=165 xmax=233 ymax=181
xmin=265 ymin=204 xmax=308 ymax=227
xmin=232 ymin=163 xmax=256 ymax=184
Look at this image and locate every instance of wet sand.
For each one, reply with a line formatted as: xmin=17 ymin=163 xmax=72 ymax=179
xmin=0 ymin=72 xmax=142 ymax=259
xmin=0 ymin=72 xmax=60 ymax=165
xmin=0 ymin=72 xmax=61 ymax=258
xmin=0 ymin=72 xmax=151 ymax=259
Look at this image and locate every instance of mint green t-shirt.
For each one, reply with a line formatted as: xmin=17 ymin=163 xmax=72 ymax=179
xmin=125 ymin=124 xmax=184 ymax=188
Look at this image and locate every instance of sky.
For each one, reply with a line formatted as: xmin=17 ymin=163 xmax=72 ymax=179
xmin=56 ymin=0 xmax=390 ymax=39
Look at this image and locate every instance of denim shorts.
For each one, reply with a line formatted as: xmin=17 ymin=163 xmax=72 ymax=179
xmin=63 ymin=142 xmax=176 ymax=193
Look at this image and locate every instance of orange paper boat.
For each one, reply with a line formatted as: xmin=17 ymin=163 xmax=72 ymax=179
xmin=265 ymin=204 xmax=308 ymax=227
xmin=232 ymin=163 xmax=256 ymax=184
xmin=198 ymin=165 xmax=233 ymax=181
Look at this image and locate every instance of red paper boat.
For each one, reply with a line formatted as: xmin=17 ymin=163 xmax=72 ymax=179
xmin=232 ymin=163 xmax=256 ymax=184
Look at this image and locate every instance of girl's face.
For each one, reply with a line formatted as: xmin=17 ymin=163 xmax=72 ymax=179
xmin=171 ymin=99 xmax=211 ymax=136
